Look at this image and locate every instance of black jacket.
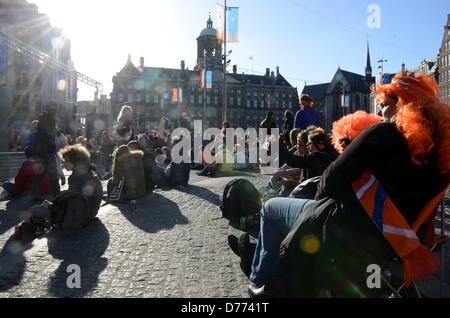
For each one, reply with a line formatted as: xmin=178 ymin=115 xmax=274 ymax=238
xmin=281 ymin=123 xmax=446 ymax=296
xmin=50 ymin=164 xmax=103 ymax=229
xmin=68 ymin=164 xmax=103 ymax=219
xmin=281 ymin=147 xmax=338 ymax=182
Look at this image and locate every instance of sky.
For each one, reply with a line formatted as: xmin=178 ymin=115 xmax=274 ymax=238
xmin=29 ymin=0 xmax=449 ymax=101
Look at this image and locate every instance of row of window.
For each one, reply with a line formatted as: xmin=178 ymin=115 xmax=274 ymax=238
xmin=117 ymin=92 xmax=293 ymax=109
xmin=440 ymin=53 xmax=450 ymax=68
xmin=117 ymin=82 xmax=294 ymax=99
xmin=439 ymin=85 xmax=450 ymax=98
xmin=440 ymin=67 xmax=450 ymax=84
xmin=443 ymin=40 xmax=450 ymax=52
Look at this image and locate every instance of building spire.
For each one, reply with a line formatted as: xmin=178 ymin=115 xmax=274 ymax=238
xmin=365 ymin=40 xmax=372 ymax=80
xmin=207 ymin=12 xmax=213 ymax=28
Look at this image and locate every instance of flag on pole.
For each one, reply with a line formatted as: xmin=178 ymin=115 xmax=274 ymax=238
xmin=172 ymin=88 xmax=178 ymax=103
xmin=200 ymin=70 xmax=205 ymax=88
xmin=179 ymin=88 xmax=183 ymax=102
xmin=206 ymin=71 xmax=212 ymax=89
xmin=227 ymin=7 xmax=239 ymax=42
xmin=216 ymin=6 xmax=224 ymax=42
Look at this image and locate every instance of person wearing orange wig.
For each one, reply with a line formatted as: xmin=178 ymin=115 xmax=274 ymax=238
xmin=241 ymin=72 xmax=449 ymax=298
xmin=331 ymin=110 xmax=382 ymax=153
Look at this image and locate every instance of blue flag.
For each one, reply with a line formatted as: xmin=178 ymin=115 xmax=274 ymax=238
xmin=206 ymin=71 xmax=212 ymax=89
xmin=227 ymin=7 xmax=239 ymax=42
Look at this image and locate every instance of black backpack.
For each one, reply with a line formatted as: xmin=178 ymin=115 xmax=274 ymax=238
xmin=220 ymin=179 xmax=262 ymax=223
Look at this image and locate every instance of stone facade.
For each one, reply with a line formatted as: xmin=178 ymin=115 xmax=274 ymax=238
xmin=438 ymin=14 xmax=450 ymax=105
xmin=111 ymin=16 xmax=299 ymax=132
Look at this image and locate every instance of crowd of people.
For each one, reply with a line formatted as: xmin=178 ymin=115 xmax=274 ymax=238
xmin=1 ymin=71 xmax=449 ymax=298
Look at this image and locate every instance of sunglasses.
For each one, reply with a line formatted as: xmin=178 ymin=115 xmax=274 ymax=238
xmin=339 ymin=137 xmax=351 ymax=144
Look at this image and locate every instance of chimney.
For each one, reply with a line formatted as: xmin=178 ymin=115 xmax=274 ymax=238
xmin=140 ymin=57 xmax=144 ymax=68
xmin=181 ymin=60 xmax=185 ymax=70
xmin=270 ymin=71 xmax=275 ymax=78
xmin=233 ymin=65 xmax=237 ymax=74
xmin=276 ymin=66 xmax=280 ymax=76
xmin=266 ymin=68 xmax=270 ymax=77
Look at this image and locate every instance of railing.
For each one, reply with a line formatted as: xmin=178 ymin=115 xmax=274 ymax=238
xmin=0 ymin=152 xmax=26 ymax=182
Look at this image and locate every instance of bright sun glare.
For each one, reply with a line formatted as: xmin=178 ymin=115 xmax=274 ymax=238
xmin=30 ymin=0 xmax=172 ymax=100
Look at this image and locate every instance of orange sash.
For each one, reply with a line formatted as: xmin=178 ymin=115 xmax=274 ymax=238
xmin=352 ymin=171 xmax=447 ymax=286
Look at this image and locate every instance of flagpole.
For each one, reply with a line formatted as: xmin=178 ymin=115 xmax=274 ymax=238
xmin=177 ymin=72 xmax=181 ymax=128
xmin=222 ymin=0 xmax=227 ymax=123
xmin=203 ymin=50 xmax=207 ymax=132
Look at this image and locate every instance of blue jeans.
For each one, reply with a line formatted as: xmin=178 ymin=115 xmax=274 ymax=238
xmin=250 ymin=197 xmax=315 ymax=287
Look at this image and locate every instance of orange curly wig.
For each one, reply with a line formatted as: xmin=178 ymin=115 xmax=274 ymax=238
xmin=376 ymin=72 xmax=450 ymax=173
xmin=332 ymin=111 xmax=382 ymax=153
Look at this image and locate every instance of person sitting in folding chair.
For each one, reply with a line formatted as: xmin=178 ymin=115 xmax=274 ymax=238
xmin=241 ymin=72 xmax=450 ymax=298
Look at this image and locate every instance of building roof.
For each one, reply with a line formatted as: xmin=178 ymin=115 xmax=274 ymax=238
xmin=228 ymin=72 xmax=294 ymax=87
xmin=198 ymin=15 xmax=217 ymax=38
xmin=115 ymin=63 xmax=295 ymax=89
xmin=339 ymin=69 xmax=372 ymax=92
xmin=302 ymin=83 xmax=329 ymax=100
xmin=199 ymin=27 xmax=217 ymax=37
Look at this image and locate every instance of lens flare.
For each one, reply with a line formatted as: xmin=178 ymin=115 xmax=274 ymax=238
xmin=300 ymin=234 xmax=320 ymax=254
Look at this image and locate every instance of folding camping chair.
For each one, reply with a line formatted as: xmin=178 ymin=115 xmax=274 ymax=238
xmin=381 ymin=192 xmax=449 ymax=298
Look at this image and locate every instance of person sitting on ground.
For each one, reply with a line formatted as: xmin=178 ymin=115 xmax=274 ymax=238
xmin=277 ymin=128 xmax=337 ymax=184
xmin=331 ymin=110 xmax=382 ymax=153
xmin=15 ymin=144 xmax=103 ymax=235
xmin=236 ymin=72 xmax=450 ymax=298
xmin=107 ymin=145 xmax=146 ymax=200
xmin=166 ymin=136 xmax=191 ymax=187
xmin=1 ymin=146 xmax=51 ymax=201
xmin=128 ymin=140 xmax=164 ymax=192
xmin=161 ymin=146 xmax=172 ymax=165
xmin=289 ymin=112 xmax=381 ymax=200
xmin=288 ymin=129 xmax=301 ymax=154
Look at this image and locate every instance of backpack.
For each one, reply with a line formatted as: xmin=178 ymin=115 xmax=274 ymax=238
xmin=289 ymin=176 xmax=321 ymax=200
xmin=50 ymin=190 xmax=90 ymax=230
xmin=220 ymin=179 xmax=262 ymax=224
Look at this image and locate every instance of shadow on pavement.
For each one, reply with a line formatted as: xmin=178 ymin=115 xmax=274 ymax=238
xmin=177 ymin=184 xmax=221 ymax=206
xmin=0 ymin=234 xmax=36 ymax=292
xmin=0 ymin=198 xmax=37 ymax=236
xmin=46 ymin=218 xmax=109 ymax=298
xmin=115 ymin=193 xmax=189 ymax=233
xmin=217 ymin=170 xmax=259 ymax=178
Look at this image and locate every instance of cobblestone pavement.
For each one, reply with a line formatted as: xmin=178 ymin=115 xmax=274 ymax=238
xmin=0 ymin=171 xmax=269 ymax=298
xmin=0 ymin=172 xmax=449 ymax=298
